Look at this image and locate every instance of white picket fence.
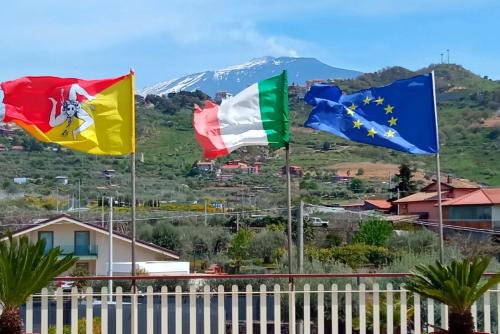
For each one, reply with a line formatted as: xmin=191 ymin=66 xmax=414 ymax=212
xmin=22 ymin=283 xmax=500 ymax=334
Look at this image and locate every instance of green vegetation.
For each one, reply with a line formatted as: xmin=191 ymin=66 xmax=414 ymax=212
xmin=352 ymin=218 xmax=393 ymax=246
xmin=0 ymin=236 xmax=77 ymax=334
xmin=406 ymin=257 xmax=500 ymax=334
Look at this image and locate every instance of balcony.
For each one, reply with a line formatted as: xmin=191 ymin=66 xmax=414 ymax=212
xmin=56 ymin=244 xmax=98 ymax=257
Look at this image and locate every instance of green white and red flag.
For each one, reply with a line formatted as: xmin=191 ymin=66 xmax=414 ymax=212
xmin=193 ymin=71 xmax=289 ymax=158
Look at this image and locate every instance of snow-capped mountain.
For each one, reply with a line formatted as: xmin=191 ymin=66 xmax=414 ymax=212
xmin=139 ymin=56 xmax=361 ymax=97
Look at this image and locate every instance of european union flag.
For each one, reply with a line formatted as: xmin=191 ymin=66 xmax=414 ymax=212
xmin=304 ymin=73 xmax=438 ymax=154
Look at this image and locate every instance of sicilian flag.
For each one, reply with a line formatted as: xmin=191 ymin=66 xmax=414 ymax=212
xmin=193 ymin=71 xmax=289 ymax=158
xmin=0 ymin=71 xmax=135 ymax=155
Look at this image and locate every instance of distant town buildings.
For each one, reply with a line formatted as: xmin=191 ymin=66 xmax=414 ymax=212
xmin=282 ymin=165 xmax=303 ymax=177
xmin=196 ymin=160 xmax=215 ymax=173
xmin=214 ymin=91 xmax=233 ymax=103
xmin=55 ymin=176 xmax=68 ymax=185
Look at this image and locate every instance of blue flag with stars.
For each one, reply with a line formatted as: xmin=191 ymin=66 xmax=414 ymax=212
xmin=304 ymin=73 xmax=439 ymax=154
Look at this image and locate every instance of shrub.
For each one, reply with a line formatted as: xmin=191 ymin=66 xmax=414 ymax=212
xmin=249 ymin=230 xmax=287 ymax=264
xmin=353 ymin=218 xmax=393 ymax=246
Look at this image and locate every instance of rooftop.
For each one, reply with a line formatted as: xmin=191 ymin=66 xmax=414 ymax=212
xmin=442 ymin=188 xmax=500 ymax=206
xmin=393 ymin=191 xmax=447 ymax=203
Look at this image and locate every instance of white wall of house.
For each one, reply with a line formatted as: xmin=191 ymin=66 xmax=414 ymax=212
xmin=492 ymin=205 xmax=500 ymax=229
xmin=23 ymin=220 xmax=176 ymax=275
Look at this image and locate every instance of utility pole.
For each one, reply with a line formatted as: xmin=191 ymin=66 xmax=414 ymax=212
xmin=56 ymin=185 xmax=59 ymax=212
xmin=440 ymin=53 xmax=444 ymax=64
xmin=204 ymin=199 xmax=208 ymax=226
xmin=78 ymin=179 xmax=81 ymax=219
xmin=101 ymin=195 xmax=105 ymax=228
xmin=446 ymin=49 xmax=450 ymax=64
xmin=298 ymin=200 xmax=304 ymax=274
xmin=108 ymin=196 xmax=113 ymax=301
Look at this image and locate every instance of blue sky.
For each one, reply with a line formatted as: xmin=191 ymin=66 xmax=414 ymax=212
xmin=1 ymin=0 xmax=500 ymax=89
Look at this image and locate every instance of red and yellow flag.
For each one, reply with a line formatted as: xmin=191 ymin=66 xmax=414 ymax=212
xmin=1 ymin=72 xmax=135 ymax=155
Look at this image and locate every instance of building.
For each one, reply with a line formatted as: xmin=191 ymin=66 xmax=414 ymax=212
xmin=282 ymin=165 xmax=303 ymax=177
xmin=102 ymin=169 xmax=117 ymax=180
xmin=332 ymin=171 xmax=354 ymax=184
xmin=442 ymin=188 xmax=500 ymax=230
xmin=13 ymin=177 xmax=28 ymax=185
xmin=3 ymin=215 xmax=179 ymax=276
xmin=11 ymin=145 xmax=24 ymax=151
xmin=393 ymin=177 xmax=480 ymax=219
xmin=222 ymin=160 xmax=262 ymax=175
xmin=214 ymin=91 xmax=233 ymax=103
xmin=196 ymin=160 xmax=215 ymax=173
xmin=0 ymin=144 xmax=6 ymax=152
xmin=363 ymin=199 xmax=392 ymax=213
xmin=306 ymin=79 xmax=336 ymax=91
xmin=55 ymin=176 xmax=69 ymax=185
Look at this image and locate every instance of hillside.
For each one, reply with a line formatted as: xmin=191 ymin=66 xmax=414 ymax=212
xmin=0 ymin=63 xmax=499 ymax=223
xmin=138 ymin=56 xmax=361 ymax=97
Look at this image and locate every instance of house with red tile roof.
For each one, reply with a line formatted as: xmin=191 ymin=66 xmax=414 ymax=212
xmin=363 ymin=199 xmax=392 ymax=213
xmin=441 ymin=188 xmax=500 ymax=230
xmin=393 ymin=176 xmax=480 ymax=220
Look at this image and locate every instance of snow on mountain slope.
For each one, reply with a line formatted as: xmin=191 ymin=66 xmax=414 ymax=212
xmin=139 ymin=56 xmax=361 ymax=97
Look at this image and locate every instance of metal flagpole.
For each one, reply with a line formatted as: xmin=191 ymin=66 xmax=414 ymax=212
xmin=129 ymin=68 xmax=138 ymax=334
xmin=108 ymin=196 xmax=113 ymax=301
xmin=285 ymin=142 xmax=296 ymax=334
xmin=285 ymin=143 xmax=293 ymax=275
xmin=431 ymin=70 xmax=444 ymax=262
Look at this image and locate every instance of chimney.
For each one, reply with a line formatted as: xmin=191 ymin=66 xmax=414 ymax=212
xmin=447 ymin=175 xmax=452 ymax=184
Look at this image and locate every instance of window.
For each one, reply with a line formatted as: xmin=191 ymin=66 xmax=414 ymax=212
xmin=38 ymin=231 xmax=53 ymax=254
xmin=74 ymin=231 xmax=90 ymax=255
xmin=75 ymin=262 xmax=90 ymax=274
xmin=449 ymin=205 xmax=492 ymax=220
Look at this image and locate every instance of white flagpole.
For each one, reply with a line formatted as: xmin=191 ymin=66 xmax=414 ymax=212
xmin=431 ymin=70 xmax=444 ymax=262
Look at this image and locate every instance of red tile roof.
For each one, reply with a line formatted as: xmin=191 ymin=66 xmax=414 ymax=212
xmin=364 ymin=199 xmax=392 ymax=210
xmin=394 ymin=191 xmax=447 ymax=203
xmin=442 ymin=188 xmax=500 ymax=206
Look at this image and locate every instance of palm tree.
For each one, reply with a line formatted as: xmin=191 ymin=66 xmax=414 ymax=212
xmin=406 ymin=257 xmax=500 ymax=334
xmin=0 ymin=235 xmax=77 ymax=334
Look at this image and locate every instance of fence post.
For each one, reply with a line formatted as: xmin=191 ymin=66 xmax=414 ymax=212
xmin=101 ymin=287 xmax=108 ymax=334
xmin=26 ymin=295 xmax=33 ymax=334
xmin=304 ymin=283 xmax=311 ymax=334
xmin=56 ymin=288 xmax=63 ymax=334
xmin=373 ymin=284 xmax=380 ymax=334
xmin=116 ymin=286 xmax=123 ymax=334
xmin=204 ymin=285 xmax=211 ymax=334
xmin=441 ymin=304 xmax=448 ymax=330
xmin=175 ymin=285 xmax=182 ymax=334
xmin=260 ymin=284 xmax=267 ymax=334
xmin=246 ymin=284 xmax=253 ymax=334
xmin=41 ymin=287 xmax=48 ymax=334
xmin=147 ymin=286 xmax=154 ymax=334
xmin=161 ymin=286 xmax=168 ymax=334
xmin=400 ymin=287 xmax=407 ymax=334
xmin=218 ymin=285 xmax=225 ymax=334
xmin=484 ymin=290 xmax=491 ymax=333
xmin=318 ymin=284 xmax=324 ymax=334
xmin=332 ymin=284 xmax=338 ymax=334
xmin=231 ymin=285 xmax=238 ymax=334
xmin=346 ymin=284 xmax=352 ymax=334
xmin=359 ymin=284 xmax=366 ymax=334
xmin=274 ymin=284 xmax=281 ymax=334
xmin=427 ymin=298 xmax=434 ymax=332
xmin=414 ymin=293 xmax=421 ymax=334
xmin=386 ymin=283 xmax=393 ymax=334
xmin=472 ymin=302 xmax=478 ymax=331
xmin=189 ymin=285 xmax=196 ymax=334
xmin=86 ymin=287 xmax=93 ymax=334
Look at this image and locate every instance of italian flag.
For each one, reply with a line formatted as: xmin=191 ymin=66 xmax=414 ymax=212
xmin=193 ymin=71 xmax=289 ymax=158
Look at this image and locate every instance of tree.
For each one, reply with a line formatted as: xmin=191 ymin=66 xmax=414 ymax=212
xmin=249 ymin=230 xmax=287 ymax=264
xmin=353 ymin=218 xmax=393 ymax=247
xmin=228 ymin=229 xmax=254 ymax=273
xmin=0 ymin=235 xmax=77 ymax=334
xmin=393 ymin=163 xmax=417 ymax=198
xmin=406 ymin=257 xmax=500 ymax=334
xmin=151 ymin=222 xmax=182 ymax=252
xmin=349 ymin=178 xmax=364 ymax=193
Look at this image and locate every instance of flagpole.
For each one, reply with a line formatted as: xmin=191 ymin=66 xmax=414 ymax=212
xmin=285 ymin=142 xmax=293 ymax=276
xmin=431 ymin=70 xmax=444 ymax=262
xmin=129 ymin=68 xmax=138 ymax=334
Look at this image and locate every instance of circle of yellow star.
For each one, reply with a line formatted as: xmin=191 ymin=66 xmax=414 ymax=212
xmin=388 ymin=117 xmax=398 ymax=126
xmin=384 ymin=104 xmax=394 ymax=114
xmin=346 ymin=107 xmax=355 ymax=116
xmin=363 ymin=96 xmax=372 ymax=105
xmin=353 ymin=119 xmax=363 ymax=129
xmin=375 ymin=97 xmax=384 ymax=105
xmin=385 ymin=129 xmax=396 ymax=138
xmin=348 ymin=103 xmax=357 ymax=111
xmin=367 ymin=128 xmax=377 ymax=138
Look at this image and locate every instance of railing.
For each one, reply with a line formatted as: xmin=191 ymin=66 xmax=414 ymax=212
xmin=57 ymin=244 xmax=98 ymax=256
xmin=19 ymin=274 xmax=500 ymax=334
